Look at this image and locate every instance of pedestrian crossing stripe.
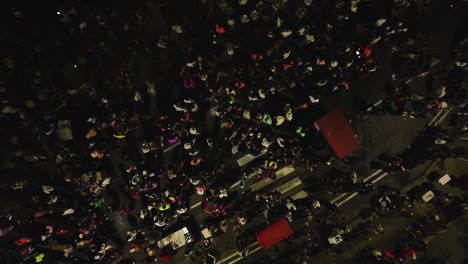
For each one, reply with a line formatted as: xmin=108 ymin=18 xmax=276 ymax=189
xmin=276 ymin=177 xmax=302 ymax=195
xmin=250 ymin=167 xmax=295 ymax=191
xmin=262 ymin=176 xmax=303 ymax=217
xmin=428 ymin=108 xmax=451 ymax=126
xmin=291 ymin=190 xmax=309 ymax=200
xmin=330 ymin=169 xmax=388 ymax=206
xmin=236 ymin=149 xmax=268 ymax=167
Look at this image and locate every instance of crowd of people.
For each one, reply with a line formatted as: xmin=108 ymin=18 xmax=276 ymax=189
xmin=0 ymin=0 xmax=466 ymax=263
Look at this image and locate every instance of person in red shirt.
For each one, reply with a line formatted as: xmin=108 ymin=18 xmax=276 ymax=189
xmin=403 ymin=247 xmax=417 ymax=260
xmin=382 ymin=250 xmax=395 ymax=262
xmin=15 ymin=237 xmax=31 ymax=245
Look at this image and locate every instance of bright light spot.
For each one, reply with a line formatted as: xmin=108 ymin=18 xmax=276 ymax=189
xmin=73 ymin=65 xmax=77 ymax=68
xmin=57 ymin=11 xmax=61 ymax=15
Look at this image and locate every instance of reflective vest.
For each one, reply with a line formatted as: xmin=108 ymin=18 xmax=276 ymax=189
xmin=372 ymin=249 xmax=382 ymax=258
xmin=169 ymin=196 xmax=178 ymax=203
xmin=35 ymin=253 xmax=45 ymax=262
xmin=113 ymin=133 xmax=126 ymax=139
xmin=296 ymin=127 xmax=306 ymax=137
xmin=276 ymin=17 xmax=282 ymax=27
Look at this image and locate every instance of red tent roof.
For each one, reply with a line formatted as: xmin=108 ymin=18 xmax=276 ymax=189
xmin=257 ymin=217 xmax=294 ymax=249
xmin=315 ymin=108 xmax=360 ymax=159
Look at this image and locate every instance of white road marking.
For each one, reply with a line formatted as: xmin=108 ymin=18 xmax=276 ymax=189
xmin=262 ymin=177 xmax=302 ymax=217
xmin=229 ymin=181 xmax=240 ymax=189
xmin=331 ymin=170 xmax=382 ymax=204
xmin=163 ymin=142 xmax=180 ymax=152
xmin=431 ymin=59 xmax=441 ymax=67
xmin=246 ymin=170 xmax=258 ymax=179
xmin=210 ymin=105 xmax=219 ymax=116
xmin=335 ymin=173 xmax=389 ymax=207
xmin=276 ymin=177 xmax=302 ymax=195
xmin=237 ymin=141 xmax=275 ymax=167
xmin=229 ymin=131 xmax=238 ymax=140
xmin=190 ymin=201 xmax=201 ymax=209
xmin=428 ymin=110 xmax=444 ymax=126
xmin=330 ymin=193 xmax=349 ymax=204
xmin=291 ymin=190 xmax=309 ymax=200
xmin=436 ymin=110 xmax=450 ymax=125
xmin=367 ymin=99 xmax=383 ymax=111
xmin=204 ymin=98 xmax=458 ymax=262
xmin=218 ymin=242 xmax=259 ymax=263
xmin=237 ymin=150 xmax=267 ymax=167
xmin=226 ymin=246 xmax=263 ymax=264
xmin=363 ymin=169 xmax=383 ymax=183
xmin=371 ymin=172 xmax=389 ymax=184
xmin=232 ymin=145 xmax=239 ymax=154
xmin=460 ymin=38 xmax=468 ymax=46
xmin=336 ymin=192 xmax=358 ymax=207
xmin=193 ymin=168 xmax=296 ymax=209
xmin=250 ymin=167 xmax=295 ymax=191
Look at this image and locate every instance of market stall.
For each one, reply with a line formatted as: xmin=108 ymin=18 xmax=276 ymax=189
xmin=315 ymin=108 xmax=361 ymax=159
xmin=157 ymin=227 xmax=194 ymax=250
xmin=257 ymin=217 xmax=294 ymax=249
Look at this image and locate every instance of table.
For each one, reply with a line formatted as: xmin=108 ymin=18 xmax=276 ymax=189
xmin=438 ymin=174 xmax=451 ymax=185
xmin=422 ymin=190 xmax=435 ymax=202
xmin=157 ymin=227 xmax=194 ymax=250
xmin=201 ymin=228 xmax=215 ymax=249
xmin=201 ymin=228 xmax=212 ymax=239
xmin=328 ymin=234 xmax=343 ymax=245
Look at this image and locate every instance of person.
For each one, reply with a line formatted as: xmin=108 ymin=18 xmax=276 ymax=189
xmin=157 ymin=247 xmax=175 ymax=261
xmin=286 ymin=199 xmax=297 ymax=211
xmin=371 ymin=248 xmax=396 ymax=262
xmin=371 ymin=248 xmax=383 ymax=260
xmin=312 ymin=199 xmax=321 ymax=210
xmin=237 ymin=215 xmax=247 ymax=225
xmin=218 ymin=220 xmax=228 ymax=234
xmin=373 ymin=224 xmax=385 ymax=235
xmin=401 ymin=209 xmax=415 ymax=218
xmin=382 ymin=250 xmax=396 ymax=262
xmin=401 ymin=247 xmax=417 ymax=260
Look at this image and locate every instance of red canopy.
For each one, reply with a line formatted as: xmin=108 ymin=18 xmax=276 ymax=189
xmin=315 ymin=108 xmax=360 ymax=159
xmin=257 ymin=217 xmax=294 ymax=249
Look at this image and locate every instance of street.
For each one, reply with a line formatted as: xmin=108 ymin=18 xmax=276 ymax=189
xmin=0 ymin=1 xmax=466 ymax=264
